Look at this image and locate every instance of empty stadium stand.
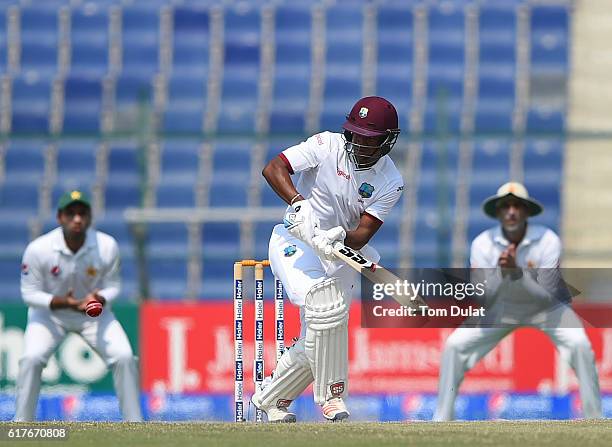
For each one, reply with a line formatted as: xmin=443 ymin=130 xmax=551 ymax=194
xmin=0 ymin=0 xmax=570 ymax=300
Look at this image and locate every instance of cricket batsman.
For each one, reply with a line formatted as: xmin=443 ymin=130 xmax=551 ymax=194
xmin=252 ymin=96 xmax=404 ymax=422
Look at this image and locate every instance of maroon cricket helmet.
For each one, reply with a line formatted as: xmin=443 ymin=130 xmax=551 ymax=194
xmin=342 ymin=96 xmax=400 ymax=137
xmin=342 ymin=96 xmax=401 ymax=169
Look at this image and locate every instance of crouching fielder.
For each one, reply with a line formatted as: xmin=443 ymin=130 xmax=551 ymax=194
xmin=252 ymin=97 xmax=404 ymax=422
xmin=14 ymin=190 xmax=143 ymax=422
xmin=433 ymin=182 xmax=602 ymax=421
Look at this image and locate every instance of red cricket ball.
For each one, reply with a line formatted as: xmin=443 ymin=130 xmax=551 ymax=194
xmin=85 ymin=300 xmax=103 ymax=317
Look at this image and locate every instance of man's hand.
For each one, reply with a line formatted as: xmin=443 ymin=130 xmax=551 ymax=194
xmin=83 ymin=290 xmax=106 ymax=306
xmin=283 ymin=199 xmax=319 ymax=245
xmin=499 ymin=243 xmax=522 ymax=280
xmin=312 ymin=226 xmax=346 ymax=261
xmin=50 ymin=289 xmax=81 ymax=311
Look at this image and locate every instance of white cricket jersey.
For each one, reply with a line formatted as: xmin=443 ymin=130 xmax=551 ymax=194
xmin=470 ymin=224 xmax=561 ymax=269
xmin=280 ymin=131 xmax=404 ymax=231
xmin=470 ymin=223 xmax=565 ymax=319
xmin=20 ymin=227 xmax=121 ymax=310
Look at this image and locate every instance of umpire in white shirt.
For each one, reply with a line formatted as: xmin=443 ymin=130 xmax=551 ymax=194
xmin=15 ymin=190 xmax=143 ymax=421
xmin=434 ymin=182 xmax=602 ymax=420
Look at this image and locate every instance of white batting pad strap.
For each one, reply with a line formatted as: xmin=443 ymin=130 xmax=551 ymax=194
xmin=304 ymin=278 xmax=349 ymax=330
xmin=254 ymin=339 xmax=314 ymax=409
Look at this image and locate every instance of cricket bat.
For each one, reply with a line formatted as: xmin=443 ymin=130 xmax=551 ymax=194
xmin=331 ymin=242 xmax=428 ymax=310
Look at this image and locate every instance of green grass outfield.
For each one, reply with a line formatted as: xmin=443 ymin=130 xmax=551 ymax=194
xmin=1 ymin=420 xmax=610 ymax=447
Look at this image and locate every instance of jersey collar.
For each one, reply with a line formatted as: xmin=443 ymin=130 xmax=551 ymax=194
xmin=52 ymin=227 xmax=96 ymax=255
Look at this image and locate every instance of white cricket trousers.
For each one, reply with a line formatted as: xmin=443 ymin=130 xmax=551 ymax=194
xmin=14 ymin=308 xmax=143 ymax=422
xmin=434 ymin=306 xmax=602 ymax=420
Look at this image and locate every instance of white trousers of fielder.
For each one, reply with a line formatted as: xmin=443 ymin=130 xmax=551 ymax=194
xmin=14 ymin=307 xmax=143 ymax=422
xmin=434 ymin=305 xmax=602 ymax=420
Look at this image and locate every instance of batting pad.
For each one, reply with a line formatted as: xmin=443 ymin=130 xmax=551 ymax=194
xmin=304 ymin=278 xmax=349 ymax=405
xmin=253 ymin=338 xmax=314 ymax=409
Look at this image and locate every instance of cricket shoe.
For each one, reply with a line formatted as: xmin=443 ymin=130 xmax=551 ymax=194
xmin=251 ymin=389 xmax=296 ymax=423
xmin=322 ymin=397 xmax=350 ymax=421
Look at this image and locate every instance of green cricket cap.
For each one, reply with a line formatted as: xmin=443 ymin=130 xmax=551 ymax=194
xmin=57 ymin=190 xmax=91 ymax=211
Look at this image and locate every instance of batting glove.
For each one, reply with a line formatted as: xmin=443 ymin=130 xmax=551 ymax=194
xmin=312 ymin=226 xmax=346 ymax=261
xmin=283 ymin=199 xmax=319 ymax=246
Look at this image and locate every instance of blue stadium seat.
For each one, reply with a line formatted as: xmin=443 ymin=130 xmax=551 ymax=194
xmin=108 ymin=143 xmax=141 ymax=181
xmin=11 ymin=75 xmax=51 ymax=133
xmin=319 ymin=99 xmax=351 ymax=133
xmin=208 ymin=172 xmax=248 ymax=207
xmin=20 ymin=7 xmax=58 ymax=75
xmin=202 ymin=222 xmax=241 ymax=258
xmin=160 ymin=140 xmax=200 ymax=181
xmin=523 ymin=138 xmax=563 ymax=171
xmin=213 ymin=140 xmax=250 ymax=171
xmin=173 ymin=6 xmax=210 ymax=76
xmin=271 ymin=5 xmax=311 ymax=133
xmin=261 ymin=184 xmax=285 ymax=207
xmin=270 ymin=63 xmax=309 ymax=133
xmin=375 ymin=69 xmax=412 ymax=123
xmin=3 ymin=140 xmax=46 ymax=182
xmin=147 ymin=222 xmax=189 ymax=256
xmin=323 ymin=74 xmax=361 ymax=102
xmin=224 ymin=6 xmax=260 ymax=68
xmin=269 ymin=102 xmax=307 ymax=133
xmin=474 ymin=100 xmax=514 ymax=133
xmin=0 ymin=180 xmax=39 ymax=216
xmin=478 ymin=76 xmax=515 ymax=102
xmin=122 ymin=6 xmax=159 ymax=76
xmin=200 ymin=256 xmax=234 ymax=299
xmin=273 ymin=63 xmax=310 ymax=100
xmin=166 ymin=73 xmax=207 ymax=105
xmin=0 ymin=222 xmax=31 ymax=257
xmin=417 ymin=176 xmax=457 ymax=212
xmin=523 ymin=176 xmax=560 ymax=210
xmin=427 ymin=3 xmax=466 ymax=115
xmin=71 ymin=5 xmax=109 ymax=76
xmin=115 ymin=74 xmax=154 ymax=106
xmin=423 ymin=97 xmax=462 ymax=134
xmin=95 ymin=223 xmax=136 ymax=280
xmin=469 ymin=176 xmax=510 ymax=213
xmin=472 ymin=138 xmax=511 ymax=170
xmin=148 ymin=257 xmax=188 ymax=299
xmin=369 ymin=210 xmax=402 ymax=267
xmin=0 ymin=9 xmax=5 ymax=73
xmin=218 ymin=69 xmax=259 ymax=133
xmin=376 ymin=5 xmax=413 ymax=116
xmin=526 ymin=106 xmax=565 ymax=132
xmin=155 ymin=182 xmax=196 ymax=208
xmin=63 ymin=76 xmax=103 ymax=133
xmin=253 ymin=222 xmax=276 ymax=259
xmin=56 ymin=140 xmax=97 ymax=184
xmin=421 ymin=139 xmax=460 ymax=170
xmin=119 ymin=255 xmax=138 ymax=299
xmin=467 ymin=207 xmax=494 ymax=243
xmin=530 ymin=6 xmax=569 ymax=74
xmin=478 ymin=3 xmax=517 ymax=70
xmin=95 ymin=218 xmax=134 ymax=258
xmin=163 ymin=105 xmax=205 ymax=134
xmin=105 ymin=178 xmax=142 ymax=210
xmin=0 ymin=259 xmax=21 ymax=300
xmin=20 ymin=42 xmax=57 ymax=76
